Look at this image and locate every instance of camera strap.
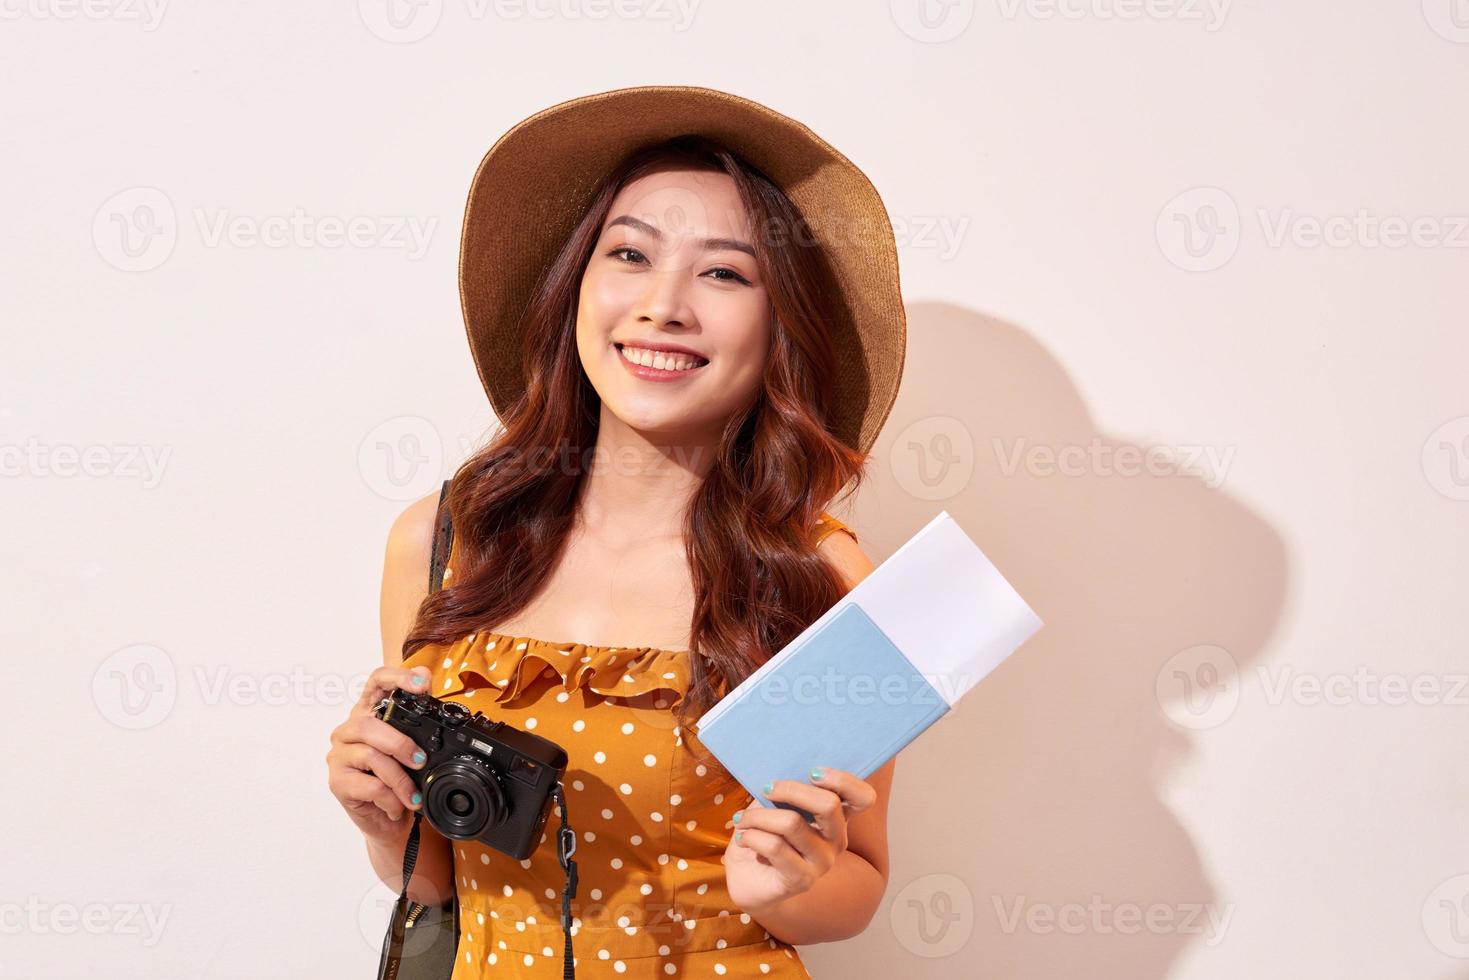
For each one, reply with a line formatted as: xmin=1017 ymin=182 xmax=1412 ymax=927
xmin=383 ymin=790 xmax=580 ymax=979
xmin=387 ymin=481 xmax=579 ymax=976
xmin=553 ymin=782 xmax=580 ymax=979
xmin=378 ymin=809 xmax=428 ymax=980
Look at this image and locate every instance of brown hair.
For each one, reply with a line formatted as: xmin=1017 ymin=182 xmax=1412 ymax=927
xmin=404 ymin=135 xmax=867 ymax=748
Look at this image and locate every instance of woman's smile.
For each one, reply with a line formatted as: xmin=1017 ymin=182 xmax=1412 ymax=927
xmin=614 ymin=341 xmax=711 ymax=381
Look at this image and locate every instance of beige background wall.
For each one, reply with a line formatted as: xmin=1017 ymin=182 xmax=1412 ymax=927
xmin=4 ymin=2 xmax=1467 ymax=978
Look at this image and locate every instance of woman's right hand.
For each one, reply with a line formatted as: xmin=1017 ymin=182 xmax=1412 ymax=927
xmin=326 ymin=664 xmax=433 ymax=844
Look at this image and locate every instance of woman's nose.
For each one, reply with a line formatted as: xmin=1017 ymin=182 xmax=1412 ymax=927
xmin=635 ymin=266 xmax=695 ymax=328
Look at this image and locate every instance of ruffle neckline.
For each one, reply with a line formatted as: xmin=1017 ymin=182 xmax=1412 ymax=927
xmin=409 ymin=511 xmax=853 ymax=708
xmin=416 ymin=629 xmax=694 ymax=708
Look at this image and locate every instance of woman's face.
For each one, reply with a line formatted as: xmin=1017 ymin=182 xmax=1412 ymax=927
xmin=575 ymin=167 xmax=772 ymax=447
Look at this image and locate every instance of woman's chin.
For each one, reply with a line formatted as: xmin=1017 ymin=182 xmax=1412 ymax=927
xmin=600 ymin=405 xmax=710 ymax=444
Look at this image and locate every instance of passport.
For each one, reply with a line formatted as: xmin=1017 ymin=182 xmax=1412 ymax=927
xmin=694 ymin=511 xmax=1044 ymax=817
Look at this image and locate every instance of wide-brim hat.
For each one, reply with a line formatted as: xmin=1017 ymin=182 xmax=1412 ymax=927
xmin=458 ymin=85 xmax=907 ymax=456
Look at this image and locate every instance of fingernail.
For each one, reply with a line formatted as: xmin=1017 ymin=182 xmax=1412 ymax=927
xmin=735 ymin=831 xmax=743 ymax=844
xmin=411 ymin=673 xmax=426 ymax=687
xmin=732 ymin=811 xmax=742 ymax=824
xmin=413 ymin=751 xmax=426 ymax=765
xmin=810 ymin=768 xmax=824 ymax=781
xmin=411 ymin=792 xmax=422 ymax=806
xmin=762 ymin=782 xmax=774 ymax=796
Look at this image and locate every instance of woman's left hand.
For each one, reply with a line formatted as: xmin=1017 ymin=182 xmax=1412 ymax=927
xmin=721 ymin=767 xmax=878 ymax=915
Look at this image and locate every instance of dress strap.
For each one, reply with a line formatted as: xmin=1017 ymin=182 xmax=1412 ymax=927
xmin=814 ymin=512 xmax=858 ymax=546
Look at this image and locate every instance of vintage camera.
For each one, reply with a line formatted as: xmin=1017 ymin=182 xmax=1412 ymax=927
xmin=374 ymin=688 xmax=569 ymax=861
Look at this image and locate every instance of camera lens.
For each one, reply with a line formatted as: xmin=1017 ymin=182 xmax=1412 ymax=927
xmin=423 ymin=756 xmax=508 ymax=841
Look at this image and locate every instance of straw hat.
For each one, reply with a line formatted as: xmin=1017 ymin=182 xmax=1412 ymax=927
xmin=458 ymin=85 xmax=907 ymax=456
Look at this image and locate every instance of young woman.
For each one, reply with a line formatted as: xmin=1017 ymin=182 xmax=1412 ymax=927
xmin=328 ymin=86 xmax=908 ymax=978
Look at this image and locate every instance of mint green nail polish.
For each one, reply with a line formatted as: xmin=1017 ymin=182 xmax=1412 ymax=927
xmin=735 ymin=830 xmax=743 ymax=843
xmin=411 ymin=792 xmax=422 ymax=806
xmin=411 ymin=674 xmax=425 ymax=687
xmin=732 ymin=811 xmax=742 ymax=824
xmin=810 ymin=768 xmax=824 ymax=781
xmin=762 ymin=782 xmax=774 ymax=796
xmin=413 ymin=751 xmax=426 ymax=765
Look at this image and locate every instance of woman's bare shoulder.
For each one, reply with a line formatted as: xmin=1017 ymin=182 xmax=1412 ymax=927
xmin=379 ymin=491 xmax=443 ymax=667
xmin=816 ymin=519 xmax=875 ymax=593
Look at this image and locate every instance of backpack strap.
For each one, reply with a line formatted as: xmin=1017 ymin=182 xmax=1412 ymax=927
xmin=428 ymin=479 xmax=454 ymax=594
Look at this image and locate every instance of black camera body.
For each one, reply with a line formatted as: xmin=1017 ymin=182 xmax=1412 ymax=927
xmin=374 ymin=688 xmax=568 ymax=861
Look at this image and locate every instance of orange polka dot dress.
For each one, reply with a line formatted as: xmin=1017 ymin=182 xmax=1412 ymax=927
xmin=401 ymin=514 xmax=857 ymax=979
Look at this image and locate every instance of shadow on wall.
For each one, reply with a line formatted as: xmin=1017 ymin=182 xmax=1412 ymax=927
xmin=805 ymin=301 xmax=1289 ymax=980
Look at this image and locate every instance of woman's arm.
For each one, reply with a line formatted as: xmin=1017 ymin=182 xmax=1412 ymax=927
xmin=368 ymin=492 xmax=456 ymax=906
xmin=745 ymin=756 xmax=897 ymax=944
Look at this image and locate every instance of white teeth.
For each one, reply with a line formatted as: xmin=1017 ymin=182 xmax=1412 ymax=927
xmin=619 ymin=345 xmax=705 ymax=372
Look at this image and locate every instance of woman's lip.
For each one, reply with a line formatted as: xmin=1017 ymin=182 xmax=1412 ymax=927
xmin=613 ymin=342 xmax=709 ymax=381
xmin=615 ymin=340 xmax=708 ymax=360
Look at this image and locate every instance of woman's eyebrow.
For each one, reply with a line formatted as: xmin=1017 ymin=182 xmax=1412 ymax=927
xmin=605 ymin=214 xmax=755 ymax=258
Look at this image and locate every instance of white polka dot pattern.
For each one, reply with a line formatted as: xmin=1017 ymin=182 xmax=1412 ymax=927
xmin=412 ymin=521 xmax=853 ymax=979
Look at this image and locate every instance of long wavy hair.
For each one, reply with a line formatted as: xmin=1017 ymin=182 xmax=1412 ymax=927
xmin=404 ymin=134 xmax=868 ymax=750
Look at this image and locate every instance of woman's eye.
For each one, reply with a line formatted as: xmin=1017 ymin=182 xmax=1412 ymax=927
xmin=607 ymin=247 xmax=749 ymax=285
xmin=706 ymin=267 xmax=751 ymax=285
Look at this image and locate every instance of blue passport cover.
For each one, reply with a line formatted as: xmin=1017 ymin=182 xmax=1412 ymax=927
xmin=695 ymin=603 xmax=950 ymax=814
